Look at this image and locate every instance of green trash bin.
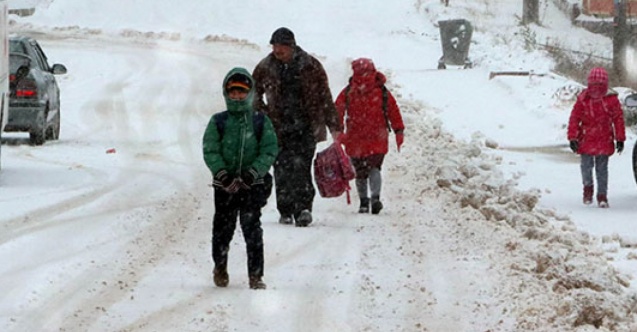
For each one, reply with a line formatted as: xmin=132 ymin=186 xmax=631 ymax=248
xmin=437 ymin=19 xmax=473 ymax=69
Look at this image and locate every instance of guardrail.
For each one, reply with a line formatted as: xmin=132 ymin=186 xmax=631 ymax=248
xmin=8 ymin=8 xmax=34 ymax=17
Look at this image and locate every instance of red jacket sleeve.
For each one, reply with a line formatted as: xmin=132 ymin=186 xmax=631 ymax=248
xmin=567 ymin=99 xmax=583 ymax=141
xmin=609 ymin=96 xmax=626 ymax=142
xmin=386 ymin=91 xmax=404 ymax=133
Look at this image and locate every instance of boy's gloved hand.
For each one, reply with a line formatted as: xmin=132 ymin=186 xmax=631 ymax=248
xmin=225 ymin=178 xmax=241 ymax=193
xmin=617 ymin=141 xmax=624 ymax=154
xmin=215 ymin=169 xmax=233 ymax=187
xmin=240 ymin=168 xmax=259 ymax=188
xmin=215 ymin=169 xmax=240 ymax=193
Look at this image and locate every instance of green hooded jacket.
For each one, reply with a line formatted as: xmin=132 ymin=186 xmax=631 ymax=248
xmin=202 ymin=67 xmax=278 ymax=181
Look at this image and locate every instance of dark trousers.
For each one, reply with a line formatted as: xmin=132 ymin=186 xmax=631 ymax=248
xmin=212 ymin=187 xmax=264 ymax=278
xmin=274 ymin=137 xmax=316 ymax=218
xmin=351 ymin=154 xmax=385 ymax=179
xmin=351 ymin=154 xmax=385 ymax=199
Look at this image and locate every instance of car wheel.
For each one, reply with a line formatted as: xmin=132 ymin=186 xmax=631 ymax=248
xmin=46 ymin=111 xmax=60 ymax=140
xmin=53 ymin=111 xmax=60 ymax=140
xmin=633 ymin=141 xmax=637 ymax=187
xmin=30 ymin=112 xmax=46 ymax=146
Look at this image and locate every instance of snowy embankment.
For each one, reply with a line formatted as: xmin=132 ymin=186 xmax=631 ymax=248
xmin=393 ymin=95 xmax=637 ymax=330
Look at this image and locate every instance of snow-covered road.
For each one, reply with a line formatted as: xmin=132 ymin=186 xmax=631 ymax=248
xmin=0 ymin=29 xmax=551 ymax=332
xmin=2 ymin=0 xmax=637 ymax=330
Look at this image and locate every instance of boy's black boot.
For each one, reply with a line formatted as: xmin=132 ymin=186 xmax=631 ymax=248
xmin=213 ymin=265 xmax=229 ymax=287
xmin=249 ymin=276 xmax=267 ymax=289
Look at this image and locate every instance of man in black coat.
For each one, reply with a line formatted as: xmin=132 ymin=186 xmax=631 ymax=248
xmin=253 ymin=27 xmax=342 ymax=227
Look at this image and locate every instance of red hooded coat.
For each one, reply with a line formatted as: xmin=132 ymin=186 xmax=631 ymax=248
xmin=335 ymin=58 xmax=404 ymax=158
xmin=567 ymin=67 xmax=625 ymax=156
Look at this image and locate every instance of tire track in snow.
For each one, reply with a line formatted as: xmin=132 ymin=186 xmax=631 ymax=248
xmin=21 ymin=30 xmax=260 ymax=331
xmin=0 ymin=30 xmax=216 ymax=331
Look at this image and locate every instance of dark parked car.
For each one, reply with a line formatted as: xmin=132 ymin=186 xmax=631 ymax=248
xmin=624 ymin=93 xmax=637 ymax=187
xmin=5 ymin=35 xmax=67 ymax=145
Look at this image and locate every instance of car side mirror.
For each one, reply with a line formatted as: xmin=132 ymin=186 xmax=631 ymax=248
xmin=51 ymin=63 xmax=67 ymax=75
xmin=625 ymin=93 xmax=637 ymax=107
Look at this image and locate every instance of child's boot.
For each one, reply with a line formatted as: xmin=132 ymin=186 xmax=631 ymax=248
xmin=359 ymin=197 xmax=370 ymax=213
xmin=597 ymin=194 xmax=609 ymax=208
xmin=249 ymin=276 xmax=267 ymax=290
xmin=213 ymin=265 xmax=229 ymax=287
xmin=371 ymin=196 xmax=383 ymax=215
xmin=583 ymin=185 xmax=594 ymax=205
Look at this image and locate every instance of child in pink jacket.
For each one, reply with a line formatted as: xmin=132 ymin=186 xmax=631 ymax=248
xmin=567 ymin=67 xmax=625 ymax=208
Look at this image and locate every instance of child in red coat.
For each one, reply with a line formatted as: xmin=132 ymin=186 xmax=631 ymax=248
xmin=567 ymin=67 xmax=625 ymax=208
xmin=335 ymin=58 xmax=405 ymax=214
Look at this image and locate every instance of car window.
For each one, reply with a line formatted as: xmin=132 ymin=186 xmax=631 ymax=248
xmin=9 ymin=53 xmax=32 ymax=73
xmin=32 ymin=41 xmax=51 ymax=71
xmin=9 ymin=40 xmax=26 ymax=54
xmin=25 ymin=40 xmax=47 ymax=71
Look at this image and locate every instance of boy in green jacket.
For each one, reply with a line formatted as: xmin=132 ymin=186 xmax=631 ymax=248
xmin=202 ymin=67 xmax=278 ymax=289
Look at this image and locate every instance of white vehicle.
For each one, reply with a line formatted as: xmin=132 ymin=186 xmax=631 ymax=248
xmin=0 ymin=0 xmax=8 ymax=171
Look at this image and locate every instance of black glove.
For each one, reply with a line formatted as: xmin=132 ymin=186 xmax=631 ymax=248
xmin=617 ymin=141 xmax=624 ymax=154
xmin=215 ymin=169 xmax=234 ymax=188
xmin=241 ymin=168 xmax=259 ymax=187
xmin=569 ymin=140 xmax=579 ymax=153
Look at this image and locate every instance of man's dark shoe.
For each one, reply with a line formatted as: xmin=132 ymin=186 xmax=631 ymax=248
xmin=249 ymin=276 xmax=267 ymax=290
xmin=213 ymin=266 xmax=229 ymax=287
xmin=295 ymin=209 xmax=312 ymax=227
xmin=358 ymin=197 xmax=370 ymax=213
xmin=279 ymin=215 xmax=293 ymax=225
xmin=371 ymin=197 xmax=383 ymax=215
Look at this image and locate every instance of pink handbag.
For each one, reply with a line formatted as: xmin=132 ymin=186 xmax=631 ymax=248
xmin=314 ymin=143 xmax=356 ymax=203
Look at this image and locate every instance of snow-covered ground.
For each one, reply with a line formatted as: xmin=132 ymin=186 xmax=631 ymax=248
xmin=1 ymin=0 xmax=637 ymax=331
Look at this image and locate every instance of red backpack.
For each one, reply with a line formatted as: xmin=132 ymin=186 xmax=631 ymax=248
xmin=314 ymin=143 xmax=356 ymax=203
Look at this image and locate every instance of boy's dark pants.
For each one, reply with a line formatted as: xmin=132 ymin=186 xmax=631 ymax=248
xmin=212 ymin=186 xmax=265 ymax=278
